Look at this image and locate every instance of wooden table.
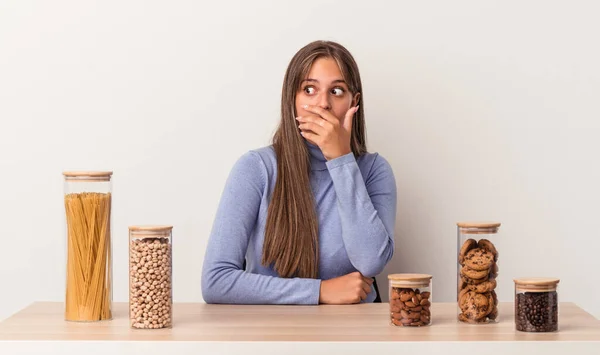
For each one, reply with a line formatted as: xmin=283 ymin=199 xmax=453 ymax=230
xmin=1 ymin=302 xmax=599 ymax=354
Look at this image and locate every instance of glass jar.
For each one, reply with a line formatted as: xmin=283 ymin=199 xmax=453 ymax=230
xmin=514 ymin=278 xmax=560 ymax=332
xmin=388 ymin=274 xmax=432 ymax=327
xmin=63 ymin=171 xmax=113 ymax=322
xmin=129 ymin=225 xmax=173 ymax=329
xmin=457 ymin=222 xmax=500 ymax=324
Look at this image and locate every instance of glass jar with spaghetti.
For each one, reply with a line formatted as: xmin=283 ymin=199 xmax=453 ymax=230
xmin=129 ymin=225 xmax=173 ymax=329
xmin=63 ymin=171 xmax=113 ymax=322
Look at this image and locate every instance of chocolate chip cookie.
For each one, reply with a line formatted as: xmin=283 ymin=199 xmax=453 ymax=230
xmin=477 ymin=239 xmax=498 ymax=262
xmin=460 ymin=291 xmax=490 ymax=320
xmin=467 ymin=279 xmax=497 ymax=293
xmin=461 ymin=275 xmax=487 ymax=285
xmin=459 ymin=238 xmax=478 ymax=266
xmin=464 ymin=248 xmax=495 ymax=271
xmin=460 ymin=265 xmax=490 ymax=280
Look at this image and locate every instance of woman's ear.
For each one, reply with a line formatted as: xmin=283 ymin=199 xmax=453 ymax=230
xmin=352 ymin=92 xmax=361 ymax=107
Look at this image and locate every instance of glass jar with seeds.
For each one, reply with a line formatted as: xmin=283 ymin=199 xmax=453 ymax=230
xmin=514 ymin=278 xmax=560 ymax=332
xmin=129 ymin=225 xmax=173 ymax=329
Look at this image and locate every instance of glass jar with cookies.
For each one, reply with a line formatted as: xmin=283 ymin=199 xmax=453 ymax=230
xmin=457 ymin=222 xmax=500 ymax=324
xmin=388 ymin=273 xmax=432 ymax=327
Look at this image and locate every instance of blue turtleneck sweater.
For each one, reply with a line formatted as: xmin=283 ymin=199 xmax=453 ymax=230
xmin=201 ymin=142 xmax=397 ymax=304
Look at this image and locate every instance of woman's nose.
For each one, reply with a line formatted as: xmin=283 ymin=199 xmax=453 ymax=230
xmin=316 ymin=92 xmax=331 ymax=110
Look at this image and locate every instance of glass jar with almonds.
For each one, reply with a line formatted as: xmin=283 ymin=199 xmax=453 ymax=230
xmin=457 ymin=222 xmax=500 ymax=324
xmin=388 ymin=274 xmax=432 ymax=327
xmin=129 ymin=225 xmax=173 ymax=329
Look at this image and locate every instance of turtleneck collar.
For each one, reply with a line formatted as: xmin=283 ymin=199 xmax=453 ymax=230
xmin=305 ymin=140 xmax=328 ymax=171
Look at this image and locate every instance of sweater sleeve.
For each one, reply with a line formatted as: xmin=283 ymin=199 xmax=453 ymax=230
xmin=201 ymin=151 xmax=322 ymax=304
xmin=325 ymin=152 xmax=397 ymax=277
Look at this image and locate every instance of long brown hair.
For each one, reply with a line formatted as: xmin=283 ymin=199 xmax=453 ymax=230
xmin=262 ymin=40 xmax=367 ymax=278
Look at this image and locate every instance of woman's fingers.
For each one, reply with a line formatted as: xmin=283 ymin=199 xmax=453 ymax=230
xmin=296 ymin=115 xmax=331 ymax=130
xmin=299 ymin=130 xmax=318 ymax=142
xmin=302 ymin=104 xmax=339 ymax=124
xmin=361 ymin=280 xmax=372 ymax=295
xmin=359 ymin=288 xmax=368 ymax=302
xmin=297 ymin=120 xmax=326 ymax=136
xmin=342 ymin=105 xmax=359 ymax=133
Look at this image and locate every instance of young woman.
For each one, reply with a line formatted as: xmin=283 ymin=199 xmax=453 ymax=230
xmin=201 ymin=40 xmax=397 ymax=304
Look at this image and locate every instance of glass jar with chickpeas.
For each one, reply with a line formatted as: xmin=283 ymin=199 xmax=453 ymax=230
xmin=129 ymin=226 xmax=173 ymax=329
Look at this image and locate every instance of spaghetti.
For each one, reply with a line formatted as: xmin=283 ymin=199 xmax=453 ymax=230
xmin=64 ymin=192 xmax=112 ymax=321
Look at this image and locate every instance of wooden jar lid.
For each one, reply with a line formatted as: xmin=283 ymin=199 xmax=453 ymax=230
xmin=514 ymin=277 xmax=560 ymax=292
xmin=388 ymin=273 xmax=432 ymax=287
xmin=129 ymin=225 xmax=173 ymax=232
xmin=129 ymin=225 xmax=173 ymax=238
xmin=457 ymin=222 xmax=501 ymax=234
xmin=63 ymin=171 xmax=113 ymax=182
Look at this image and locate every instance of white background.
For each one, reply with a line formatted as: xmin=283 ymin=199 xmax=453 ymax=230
xmin=1 ymin=0 xmax=599 ymax=322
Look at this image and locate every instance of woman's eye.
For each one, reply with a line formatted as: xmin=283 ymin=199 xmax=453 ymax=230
xmin=304 ymin=86 xmax=316 ymax=95
xmin=331 ymin=87 xmax=345 ymax=96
